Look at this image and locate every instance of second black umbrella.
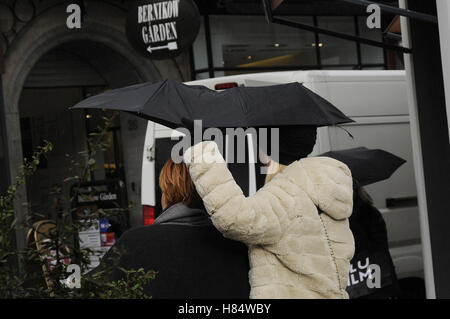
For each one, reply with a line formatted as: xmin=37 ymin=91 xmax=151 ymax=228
xmin=319 ymin=147 xmax=406 ymax=186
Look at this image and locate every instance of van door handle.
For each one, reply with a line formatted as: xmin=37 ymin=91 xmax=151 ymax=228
xmin=386 ymin=196 xmax=418 ymax=208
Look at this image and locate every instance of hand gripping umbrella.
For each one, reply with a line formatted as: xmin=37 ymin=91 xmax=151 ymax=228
xmin=319 ymin=147 xmax=406 ymax=186
xmin=71 ymin=79 xmax=353 ymax=129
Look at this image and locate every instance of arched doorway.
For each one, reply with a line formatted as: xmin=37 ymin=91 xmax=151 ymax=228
xmin=18 ymin=40 xmax=147 ymax=227
xmin=2 ymin=2 xmax=184 ymax=250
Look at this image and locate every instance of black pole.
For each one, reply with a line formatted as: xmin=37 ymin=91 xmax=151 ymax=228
xmin=353 ymin=15 xmax=362 ymax=70
xmin=313 ymin=16 xmax=322 ymax=69
xmin=382 ymin=36 xmax=388 ymax=70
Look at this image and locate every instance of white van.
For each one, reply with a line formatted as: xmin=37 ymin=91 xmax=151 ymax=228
xmin=141 ymin=70 xmax=423 ymax=293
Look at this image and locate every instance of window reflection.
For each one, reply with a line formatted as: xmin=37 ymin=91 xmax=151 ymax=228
xmin=192 ymin=14 xmax=390 ymax=78
xmin=210 ymin=16 xmax=316 ymax=72
xmin=317 ymin=16 xmax=358 ymax=65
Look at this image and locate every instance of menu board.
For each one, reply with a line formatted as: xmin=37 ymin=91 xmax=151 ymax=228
xmin=77 ymin=207 xmax=117 ymax=272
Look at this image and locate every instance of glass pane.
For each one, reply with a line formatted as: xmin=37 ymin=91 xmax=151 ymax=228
xmin=358 ymin=16 xmax=384 ymax=64
xmin=84 ymin=110 xmax=122 ymax=181
xmin=195 ymin=72 xmax=210 ymax=80
xmin=322 ymin=65 xmax=355 ymax=70
xmin=192 ymin=16 xmax=208 ymax=70
xmin=317 ymin=16 xmax=358 ymax=65
xmin=208 ymin=15 xmax=317 ymax=74
xmin=102 ymin=131 xmax=117 ymax=179
xmin=85 ymin=109 xmax=120 ymax=133
xmin=215 ymin=70 xmax=225 ymax=77
xmin=362 ymin=66 xmax=385 ymax=70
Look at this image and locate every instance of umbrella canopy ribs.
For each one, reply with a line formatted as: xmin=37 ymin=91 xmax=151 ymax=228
xmin=71 ymin=80 xmax=353 ymax=129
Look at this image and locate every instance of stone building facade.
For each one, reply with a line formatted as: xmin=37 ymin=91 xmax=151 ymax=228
xmin=0 ymin=0 xmax=191 ymax=250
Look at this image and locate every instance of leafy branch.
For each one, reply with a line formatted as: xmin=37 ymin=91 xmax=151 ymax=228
xmin=0 ymin=114 xmax=155 ymax=298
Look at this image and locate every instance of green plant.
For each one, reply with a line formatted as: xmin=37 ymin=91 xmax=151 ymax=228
xmin=96 ymin=268 xmax=157 ymax=299
xmin=0 ymin=115 xmax=156 ymax=299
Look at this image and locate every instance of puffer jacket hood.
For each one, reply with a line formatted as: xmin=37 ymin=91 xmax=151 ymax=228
xmin=283 ymin=156 xmax=354 ymax=220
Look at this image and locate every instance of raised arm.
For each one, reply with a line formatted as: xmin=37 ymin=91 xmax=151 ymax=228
xmin=183 ymin=141 xmax=284 ymax=245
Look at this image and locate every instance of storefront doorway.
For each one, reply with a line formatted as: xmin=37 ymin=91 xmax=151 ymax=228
xmin=1 ymin=0 xmax=188 ymax=254
xmin=16 ymin=40 xmax=152 ymax=228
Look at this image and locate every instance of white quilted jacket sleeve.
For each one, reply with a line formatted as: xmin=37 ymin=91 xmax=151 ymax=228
xmin=183 ymin=141 xmax=283 ymax=245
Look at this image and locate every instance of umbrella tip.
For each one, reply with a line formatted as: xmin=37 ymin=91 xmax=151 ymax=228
xmin=336 ymin=125 xmax=354 ymax=139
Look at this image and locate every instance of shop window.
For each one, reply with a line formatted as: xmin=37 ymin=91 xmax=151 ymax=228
xmin=84 ymin=108 xmax=124 ymax=181
xmin=357 ymin=16 xmax=385 ymax=65
xmin=20 ymin=117 xmax=48 ymax=169
xmin=83 ymin=86 xmax=124 ymax=181
xmin=191 ymin=14 xmax=389 ymax=78
xmin=317 ymin=16 xmax=358 ymax=66
xmin=195 ymin=72 xmax=211 ymax=80
xmin=322 ymin=65 xmax=355 ymax=70
xmin=101 ymin=130 xmax=124 ymax=180
xmin=192 ymin=16 xmax=208 ymax=70
xmin=361 ymin=66 xmax=385 ymax=70
xmin=206 ymin=15 xmax=317 ymax=75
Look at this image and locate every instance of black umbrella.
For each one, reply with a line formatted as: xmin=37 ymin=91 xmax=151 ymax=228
xmin=71 ymin=79 xmax=353 ymax=129
xmin=319 ymin=147 xmax=406 ymax=186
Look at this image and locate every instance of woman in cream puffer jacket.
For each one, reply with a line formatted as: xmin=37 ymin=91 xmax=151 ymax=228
xmin=183 ymin=141 xmax=355 ymax=299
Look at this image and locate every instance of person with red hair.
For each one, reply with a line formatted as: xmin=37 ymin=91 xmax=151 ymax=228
xmin=96 ymin=159 xmax=250 ymax=298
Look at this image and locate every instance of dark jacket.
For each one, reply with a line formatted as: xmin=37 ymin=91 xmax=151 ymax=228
xmin=98 ymin=203 xmax=250 ymax=299
xmin=347 ymin=191 xmax=401 ymax=299
xmin=350 ymin=194 xmax=390 ymax=253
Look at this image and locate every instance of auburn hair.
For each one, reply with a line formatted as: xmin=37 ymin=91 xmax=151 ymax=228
xmin=159 ymin=158 xmax=204 ymax=209
xmin=358 ymin=186 xmax=374 ymax=205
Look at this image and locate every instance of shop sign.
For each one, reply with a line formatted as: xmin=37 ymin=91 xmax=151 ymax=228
xmin=126 ymin=0 xmax=201 ymax=59
xmin=77 ymin=191 xmax=118 ymax=203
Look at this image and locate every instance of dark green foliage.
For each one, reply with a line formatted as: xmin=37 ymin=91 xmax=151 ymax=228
xmin=0 ymin=115 xmax=156 ymax=299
